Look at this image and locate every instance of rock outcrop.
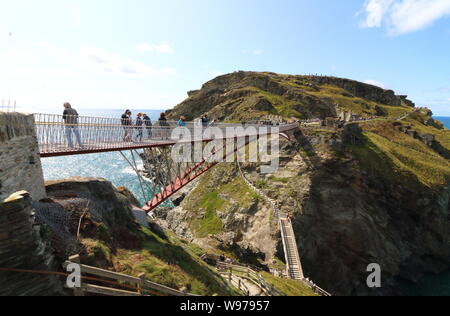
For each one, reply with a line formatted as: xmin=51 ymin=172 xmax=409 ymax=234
xmin=155 ymin=72 xmax=450 ymax=296
xmin=166 ymin=72 xmax=415 ymax=122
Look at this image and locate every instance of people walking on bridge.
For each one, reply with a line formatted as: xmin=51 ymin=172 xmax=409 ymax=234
xmin=63 ymin=102 xmax=83 ymax=149
xmin=158 ymin=112 xmax=170 ymax=140
xmin=143 ymin=113 xmax=152 ymax=139
xmin=121 ymin=110 xmax=133 ymax=142
xmin=201 ymin=115 xmax=209 ymax=128
xmin=135 ymin=113 xmax=144 ymax=142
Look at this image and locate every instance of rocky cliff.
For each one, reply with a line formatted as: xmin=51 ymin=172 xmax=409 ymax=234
xmin=39 ymin=177 xmax=236 ymax=295
xmin=166 ymin=71 xmax=415 ymax=122
xmin=155 ymin=72 xmax=450 ymax=296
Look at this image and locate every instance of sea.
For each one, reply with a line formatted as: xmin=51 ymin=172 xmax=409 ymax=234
xmin=40 ymin=109 xmax=164 ymax=206
xmin=39 ymin=110 xmax=450 ymax=296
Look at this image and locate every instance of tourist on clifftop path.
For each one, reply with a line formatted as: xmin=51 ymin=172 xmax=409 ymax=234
xmin=63 ymin=102 xmax=84 ymax=149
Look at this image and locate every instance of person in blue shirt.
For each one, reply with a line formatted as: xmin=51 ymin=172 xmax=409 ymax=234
xmin=177 ymin=116 xmax=187 ymax=127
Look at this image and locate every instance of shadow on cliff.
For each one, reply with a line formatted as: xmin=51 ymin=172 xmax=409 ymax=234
xmin=292 ymin=123 xmax=447 ymax=296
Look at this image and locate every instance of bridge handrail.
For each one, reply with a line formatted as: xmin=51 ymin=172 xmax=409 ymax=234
xmin=217 ymin=262 xmax=284 ymax=296
xmin=64 ymin=255 xmax=199 ymax=296
xmin=33 ymin=113 xmax=299 ymax=129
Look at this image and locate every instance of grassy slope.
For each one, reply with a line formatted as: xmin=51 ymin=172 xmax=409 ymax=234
xmin=80 ymin=225 xmax=237 ymax=296
xmin=348 ymin=116 xmax=450 ymax=189
xmin=260 ymin=272 xmax=318 ymax=296
xmin=183 ymin=164 xmax=263 ymax=238
xmin=173 ymin=73 xmax=414 ymax=122
xmin=113 ymin=227 xmax=237 ymax=296
xmin=77 ymin=189 xmax=237 ymax=296
xmin=232 ymin=76 xmax=412 ymax=120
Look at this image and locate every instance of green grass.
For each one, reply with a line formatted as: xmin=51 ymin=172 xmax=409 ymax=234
xmin=235 ymin=86 xmax=304 ymax=119
xmin=268 ymin=176 xmax=290 ymax=184
xmin=404 ymin=114 xmax=450 ymax=151
xmin=348 ymin=120 xmax=450 ymax=189
xmin=113 ymin=227 xmax=235 ymax=296
xmin=192 ymin=192 xmax=226 ymax=238
xmin=81 ymin=239 xmax=112 ymax=267
xmin=183 ymin=164 xmax=267 ymax=238
xmin=306 ymin=84 xmax=412 ymax=118
xmin=255 ymin=179 xmax=269 ymax=189
xmin=260 ymin=272 xmax=318 ymax=296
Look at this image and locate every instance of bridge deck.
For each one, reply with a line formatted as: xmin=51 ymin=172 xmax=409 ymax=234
xmin=34 ymin=113 xmax=297 ymax=157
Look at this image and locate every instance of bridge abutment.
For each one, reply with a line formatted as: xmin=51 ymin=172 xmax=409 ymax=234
xmin=0 ymin=112 xmax=46 ymax=202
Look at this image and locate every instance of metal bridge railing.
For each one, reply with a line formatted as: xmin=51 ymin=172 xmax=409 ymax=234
xmin=33 ymin=113 xmax=299 ymax=156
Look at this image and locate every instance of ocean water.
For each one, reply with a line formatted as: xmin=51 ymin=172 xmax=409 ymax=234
xmin=435 ymin=116 xmax=450 ymax=129
xmin=41 ymin=109 xmax=164 ymax=206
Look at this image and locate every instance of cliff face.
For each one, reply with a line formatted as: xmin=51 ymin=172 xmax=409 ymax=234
xmin=156 ymin=72 xmax=450 ymax=296
xmin=41 ymin=177 xmax=236 ymax=296
xmin=166 ymin=72 xmax=414 ymax=122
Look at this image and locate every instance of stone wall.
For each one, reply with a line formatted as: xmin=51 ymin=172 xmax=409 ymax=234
xmin=0 ymin=191 xmax=62 ymax=296
xmin=0 ymin=112 xmax=46 ymax=201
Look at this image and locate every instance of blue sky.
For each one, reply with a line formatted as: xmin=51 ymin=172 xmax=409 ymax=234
xmin=1 ymin=0 xmax=450 ymax=115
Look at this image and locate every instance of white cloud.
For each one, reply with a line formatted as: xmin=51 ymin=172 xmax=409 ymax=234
xmin=364 ymin=79 xmax=388 ymax=89
xmin=38 ymin=42 xmax=77 ymax=65
xmin=361 ymin=0 xmax=394 ymax=28
xmin=136 ymin=42 xmax=175 ymax=54
xmin=80 ymin=45 xmax=176 ymax=77
xmin=253 ymin=49 xmax=263 ymax=55
xmin=360 ymin=0 xmax=450 ymax=35
xmin=0 ymin=43 xmax=178 ymax=111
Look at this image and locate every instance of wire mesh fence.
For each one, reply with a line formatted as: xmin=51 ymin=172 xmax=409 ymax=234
xmin=32 ymin=194 xmax=112 ymax=258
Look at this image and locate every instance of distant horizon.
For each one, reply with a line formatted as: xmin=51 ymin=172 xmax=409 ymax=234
xmin=2 ymin=1 xmax=450 ymax=117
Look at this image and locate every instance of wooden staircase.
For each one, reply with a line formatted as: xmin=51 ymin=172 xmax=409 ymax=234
xmin=280 ymin=217 xmax=304 ymax=281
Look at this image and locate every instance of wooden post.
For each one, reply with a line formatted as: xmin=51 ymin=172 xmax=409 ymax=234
xmin=238 ymin=279 xmax=241 ymax=290
xmin=138 ymin=273 xmax=146 ymax=296
xmin=68 ymin=254 xmax=84 ymax=297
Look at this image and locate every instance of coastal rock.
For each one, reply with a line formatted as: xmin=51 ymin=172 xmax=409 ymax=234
xmin=166 ymin=72 xmax=415 ymax=122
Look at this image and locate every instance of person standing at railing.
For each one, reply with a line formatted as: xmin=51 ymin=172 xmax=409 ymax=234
xmin=201 ymin=115 xmax=209 ymax=128
xmin=177 ymin=116 xmax=187 ymax=127
xmin=143 ymin=113 xmax=152 ymax=139
xmin=158 ymin=112 xmax=170 ymax=140
xmin=63 ymin=102 xmax=84 ymax=148
xmin=121 ymin=110 xmax=133 ymax=142
xmin=135 ymin=113 xmax=144 ymax=142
